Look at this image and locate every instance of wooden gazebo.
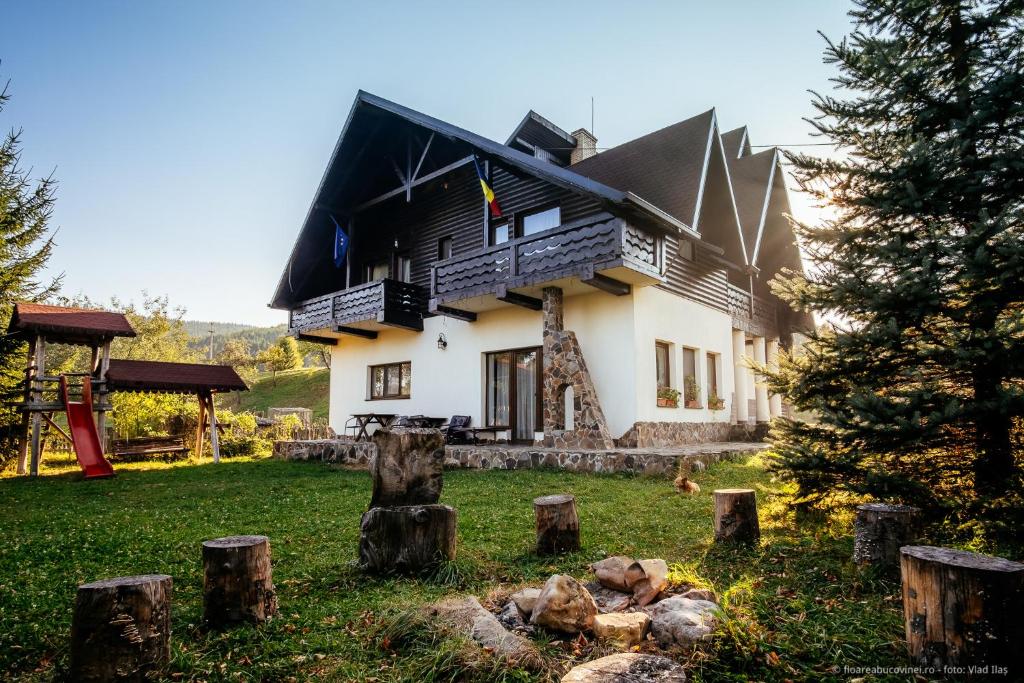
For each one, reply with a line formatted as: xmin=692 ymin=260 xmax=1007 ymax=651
xmin=6 ymin=302 xmax=248 ymax=476
xmin=104 ymin=359 xmax=248 ymax=463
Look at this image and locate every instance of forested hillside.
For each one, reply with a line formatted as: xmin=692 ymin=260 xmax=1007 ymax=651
xmin=184 ymin=321 xmax=286 ymax=358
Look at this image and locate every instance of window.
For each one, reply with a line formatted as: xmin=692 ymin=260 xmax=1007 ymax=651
xmin=655 ymin=341 xmax=671 ymax=389
xmin=395 ymin=254 xmax=411 ymax=283
xmin=491 ymin=222 xmax=511 ymax=245
xmin=706 ymin=352 xmax=720 ymax=400
xmin=522 ymin=206 xmax=560 ymax=236
xmin=683 ymin=347 xmax=700 ymax=407
xmin=365 ymin=259 xmax=388 ymax=282
xmin=369 ymin=362 xmax=411 ymax=399
xmin=438 ymin=236 xmax=453 ymax=260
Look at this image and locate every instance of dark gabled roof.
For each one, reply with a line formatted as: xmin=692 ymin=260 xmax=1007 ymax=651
xmin=721 ymin=126 xmax=751 ymax=159
xmin=7 ymin=302 xmax=136 ymax=344
xmin=105 ymin=359 xmax=248 ymax=394
xmin=271 ymin=91 xmax=702 ymax=309
xmin=506 ymin=110 xmax=577 ymax=165
xmin=728 ymin=148 xmax=778 ymax=264
xmin=569 ymin=110 xmax=715 ymax=230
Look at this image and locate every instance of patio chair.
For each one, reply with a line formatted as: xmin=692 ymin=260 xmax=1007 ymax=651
xmin=441 ymin=415 xmax=472 ymax=444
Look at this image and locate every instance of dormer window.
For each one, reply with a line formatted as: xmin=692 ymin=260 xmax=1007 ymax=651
xmin=522 ymin=206 xmax=560 ymax=236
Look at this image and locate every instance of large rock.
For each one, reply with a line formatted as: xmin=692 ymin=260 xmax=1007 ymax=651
xmin=592 ymin=612 xmax=650 ymax=649
xmin=510 ymin=587 xmax=542 ymax=618
xmin=429 ymin=596 xmax=541 ymax=668
xmin=591 ymin=557 xmax=668 ymax=607
xmin=645 ymin=597 xmax=718 ymax=648
xmin=369 ymin=428 xmax=444 ymax=508
xmin=585 ymin=581 xmax=633 ymax=614
xmin=561 ymin=653 xmax=687 ymax=682
xmin=529 ymin=574 xmax=598 ymax=634
xmin=625 ymin=559 xmax=668 ymax=607
xmin=592 ymin=556 xmax=636 ymax=592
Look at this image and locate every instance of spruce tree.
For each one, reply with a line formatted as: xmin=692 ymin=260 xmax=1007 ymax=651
xmin=769 ymin=0 xmax=1024 ymax=519
xmin=0 ymin=80 xmax=61 ymax=462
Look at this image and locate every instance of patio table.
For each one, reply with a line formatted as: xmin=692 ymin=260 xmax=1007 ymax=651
xmin=350 ymin=413 xmax=397 ymax=441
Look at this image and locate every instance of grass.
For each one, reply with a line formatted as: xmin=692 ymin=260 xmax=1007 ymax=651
xmin=228 ymin=367 xmax=329 ymax=420
xmin=0 ymin=454 xmax=940 ymax=682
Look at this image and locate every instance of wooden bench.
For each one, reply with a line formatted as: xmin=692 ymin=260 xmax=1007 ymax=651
xmin=111 ymin=436 xmax=189 ymax=460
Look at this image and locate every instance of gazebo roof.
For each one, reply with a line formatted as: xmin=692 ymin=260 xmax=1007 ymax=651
xmin=105 ymin=359 xmax=248 ymax=394
xmin=7 ymin=302 xmax=136 ymax=344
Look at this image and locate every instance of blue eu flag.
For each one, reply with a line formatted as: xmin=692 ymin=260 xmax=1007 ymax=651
xmin=331 ymin=215 xmax=349 ymax=268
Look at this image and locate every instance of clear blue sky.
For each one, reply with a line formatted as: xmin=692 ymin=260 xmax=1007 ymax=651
xmin=4 ymin=0 xmax=852 ymax=326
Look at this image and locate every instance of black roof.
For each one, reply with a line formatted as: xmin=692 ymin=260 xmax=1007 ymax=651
xmin=506 ymin=110 xmax=577 ymax=165
xmin=270 ymin=91 xmax=701 ymax=309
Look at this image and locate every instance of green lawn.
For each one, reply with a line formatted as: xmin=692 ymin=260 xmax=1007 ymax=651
xmin=1 ymin=455 xmax=917 ymax=682
xmin=227 ymin=367 xmax=330 ymax=420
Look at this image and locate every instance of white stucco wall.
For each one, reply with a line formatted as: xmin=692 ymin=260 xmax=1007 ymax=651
xmin=631 ymin=286 xmax=736 ymax=424
xmin=328 ymin=285 xmax=738 ymax=439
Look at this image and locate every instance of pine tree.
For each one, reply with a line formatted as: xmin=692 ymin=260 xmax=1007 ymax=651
xmin=0 ymin=80 xmax=61 ymax=462
xmin=276 ymin=336 xmax=302 ymax=372
xmin=769 ymin=0 xmax=1024 ymax=520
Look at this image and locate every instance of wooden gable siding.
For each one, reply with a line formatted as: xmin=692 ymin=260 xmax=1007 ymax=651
xmin=353 ymin=163 xmax=603 ymax=291
xmin=658 ymin=232 xmax=730 ymax=313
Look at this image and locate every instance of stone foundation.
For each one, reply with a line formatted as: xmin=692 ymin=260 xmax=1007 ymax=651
xmin=274 ymin=439 xmax=767 ymax=477
xmin=271 ymin=439 xmax=374 ymax=466
xmin=616 ymin=421 xmax=770 ymax=448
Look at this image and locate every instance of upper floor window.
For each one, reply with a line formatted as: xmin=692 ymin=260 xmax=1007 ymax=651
xmin=366 ymin=260 xmax=388 ymax=282
xmin=491 ymin=222 xmax=511 ymax=245
xmin=369 ymin=361 xmax=411 ymax=399
xmin=396 ymin=254 xmax=411 ymax=283
xmin=438 ymin=236 xmax=453 ymax=260
xmin=522 ymin=206 xmax=561 ymax=236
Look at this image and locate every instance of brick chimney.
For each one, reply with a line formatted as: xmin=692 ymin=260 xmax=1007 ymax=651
xmin=570 ymin=128 xmax=598 ymax=164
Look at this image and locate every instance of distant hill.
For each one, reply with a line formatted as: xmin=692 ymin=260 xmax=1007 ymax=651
xmin=227 ymin=367 xmax=330 ymax=420
xmin=184 ymin=321 xmax=287 ymax=358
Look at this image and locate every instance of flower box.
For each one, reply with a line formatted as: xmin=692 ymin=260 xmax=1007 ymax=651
xmin=657 ymin=397 xmax=678 ymax=408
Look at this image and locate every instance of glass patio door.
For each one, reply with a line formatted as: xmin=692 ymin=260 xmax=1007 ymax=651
xmin=485 ymin=347 xmax=541 ymax=443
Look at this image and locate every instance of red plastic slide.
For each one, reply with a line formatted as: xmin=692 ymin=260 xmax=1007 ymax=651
xmin=59 ymin=375 xmax=115 ymax=479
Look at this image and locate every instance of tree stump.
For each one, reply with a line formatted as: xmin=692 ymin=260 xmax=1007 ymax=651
xmin=202 ymin=535 xmax=278 ymax=626
xmin=534 ymin=494 xmax=580 ymax=554
xmin=713 ymin=489 xmax=760 ymax=544
xmin=370 ymin=428 xmax=445 ymax=508
xmin=70 ymin=574 xmax=172 ymax=682
xmin=359 ymin=504 xmax=457 ymax=572
xmin=853 ymin=503 xmax=919 ymax=570
xmin=900 ymin=545 xmax=1024 ymax=674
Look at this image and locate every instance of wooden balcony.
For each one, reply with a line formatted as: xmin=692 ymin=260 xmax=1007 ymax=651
xmin=727 ymin=282 xmax=777 ymax=337
xmin=288 ymin=279 xmax=428 ymax=338
xmin=429 ymin=213 xmax=663 ymax=311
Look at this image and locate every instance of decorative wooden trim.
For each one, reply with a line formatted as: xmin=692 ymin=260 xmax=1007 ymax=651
xmin=297 ymin=333 xmax=338 ymax=346
xmin=428 ymin=301 xmax=477 ymax=322
xmin=495 ymin=285 xmax=542 ymax=311
xmin=580 ymin=266 xmax=630 ymax=296
xmin=334 ymin=326 xmax=378 ymax=339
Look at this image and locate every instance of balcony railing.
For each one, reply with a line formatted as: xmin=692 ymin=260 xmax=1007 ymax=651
xmin=727 ymin=282 xmax=777 ymax=335
xmin=288 ymin=278 xmax=428 ymax=335
xmin=430 ymin=213 xmax=662 ymax=304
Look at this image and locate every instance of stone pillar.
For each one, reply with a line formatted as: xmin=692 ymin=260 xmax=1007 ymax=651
xmin=767 ymin=339 xmax=782 ymax=418
xmin=731 ymin=330 xmax=749 ymax=424
xmin=752 ymin=336 xmax=770 ymax=423
xmin=542 ymin=287 xmax=615 ymax=449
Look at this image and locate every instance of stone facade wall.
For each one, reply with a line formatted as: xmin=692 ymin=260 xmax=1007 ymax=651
xmin=273 ymin=438 xmax=766 ymax=478
xmin=542 ymin=287 xmax=616 ymax=449
xmin=616 ymin=421 xmax=770 ymax=448
xmin=445 ymin=444 xmax=763 ymax=476
xmin=272 ymin=439 xmax=374 ymax=466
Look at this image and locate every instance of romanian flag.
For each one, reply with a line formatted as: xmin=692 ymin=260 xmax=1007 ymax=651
xmin=473 ymin=157 xmax=502 ymax=218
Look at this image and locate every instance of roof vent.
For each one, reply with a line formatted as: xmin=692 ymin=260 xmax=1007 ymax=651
xmin=570 ymin=128 xmax=598 ymax=164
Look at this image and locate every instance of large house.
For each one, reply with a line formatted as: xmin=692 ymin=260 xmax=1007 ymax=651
xmin=271 ymin=91 xmax=807 ymax=448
